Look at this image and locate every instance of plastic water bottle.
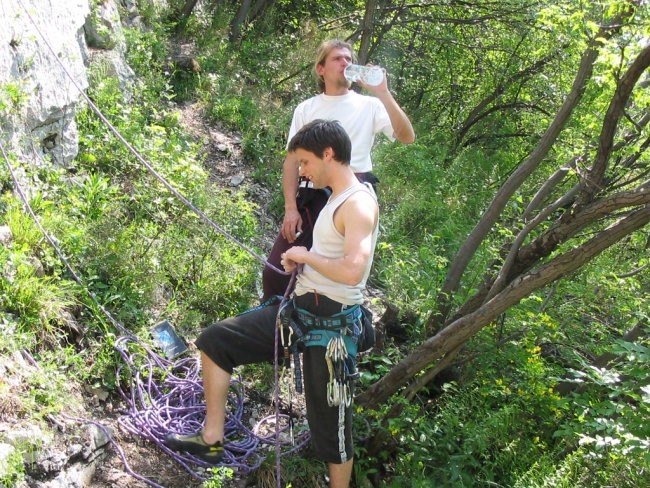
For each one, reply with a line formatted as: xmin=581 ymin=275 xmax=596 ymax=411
xmin=344 ymin=64 xmax=384 ymax=86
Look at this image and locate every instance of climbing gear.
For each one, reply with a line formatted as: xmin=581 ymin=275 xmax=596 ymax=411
xmin=325 ymin=334 xmax=354 ymax=406
xmin=291 ymin=302 xmax=375 ymax=354
xmin=295 ymin=304 xmax=364 ymax=355
xmin=2 ymin=153 xmax=308 ymax=480
xmin=278 ymin=298 xmax=375 ymax=407
xmin=164 ymin=431 xmax=224 ymax=463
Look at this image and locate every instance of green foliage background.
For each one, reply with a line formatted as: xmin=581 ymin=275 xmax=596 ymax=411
xmin=1 ymin=0 xmax=648 ymax=487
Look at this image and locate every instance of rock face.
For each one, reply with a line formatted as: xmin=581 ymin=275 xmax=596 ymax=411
xmin=0 ymin=0 xmax=135 ymax=168
xmin=0 ymin=1 xmax=139 ymax=484
xmin=0 ymin=0 xmax=90 ymax=166
xmin=84 ymin=0 xmax=136 ymax=97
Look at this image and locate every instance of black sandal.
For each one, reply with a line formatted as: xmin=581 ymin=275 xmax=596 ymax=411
xmin=164 ymin=431 xmax=224 ymax=463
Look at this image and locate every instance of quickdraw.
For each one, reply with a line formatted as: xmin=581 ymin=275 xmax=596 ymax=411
xmin=279 ymin=299 xmax=362 ymax=407
xmin=325 ymin=335 xmax=352 ymax=406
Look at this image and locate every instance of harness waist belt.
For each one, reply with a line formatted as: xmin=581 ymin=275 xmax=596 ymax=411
xmin=279 ymin=298 xmax=361 ymax=405
xmin=295 ymin=305 xmax=362 ymax=331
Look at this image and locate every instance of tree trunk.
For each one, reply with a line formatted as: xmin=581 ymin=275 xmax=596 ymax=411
xmin=228 ymin=0 xmax=276 ymax=42
xmin=229 ymin=0 xmax=253 ymax=41
xmin=358 ymin=206 xmax=650 ymax=409
xmin=431 ymin=13 xmax=636 ymax=331
xmin=357 ymin=0 xmax=379 ymax=64
xmin=180 ymin=0 xmax=200 ymax=19
xmin=173 ymin=0 xmax=200 ymax=33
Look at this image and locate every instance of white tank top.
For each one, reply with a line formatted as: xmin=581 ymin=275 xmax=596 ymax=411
xmin=294 ymin=183 xmax=378 ymax=305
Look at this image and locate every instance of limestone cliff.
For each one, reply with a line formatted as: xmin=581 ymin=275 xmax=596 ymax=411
xmin=0 ymin=0 xmax=135 ymax=167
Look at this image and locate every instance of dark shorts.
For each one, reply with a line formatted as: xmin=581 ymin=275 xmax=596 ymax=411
xmin=196 ymin=292 xmax=354 ymax=464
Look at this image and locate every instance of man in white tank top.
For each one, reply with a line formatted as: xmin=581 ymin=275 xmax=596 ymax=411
xmin=281 ymin=119 xmax=379 ymax=487
xmin=165 ymin=120 xmax=379 ymax=488
xmin=261 ymin=38 xmax=414 ymax=300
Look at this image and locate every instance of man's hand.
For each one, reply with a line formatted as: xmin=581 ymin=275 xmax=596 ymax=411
xmin=357 ymin=66 xmax=389 ymax=95
xmin=281 ymin=208 xmax=303 ymax=243
xmin=281 ymin=246 xmax=309 ymax=272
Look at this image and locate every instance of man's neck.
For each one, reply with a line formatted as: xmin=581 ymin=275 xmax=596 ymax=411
xmin=323 ymin=84 xmax=350 ymax=96
xmin=328 ymin=168 xmax=360 ymax=199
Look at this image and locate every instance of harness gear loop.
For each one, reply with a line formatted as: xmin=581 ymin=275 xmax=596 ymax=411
xmin=278 ymin=298 xmax=363 ymax=406
xmin=278 ymin=297 xmax=303 ymax=392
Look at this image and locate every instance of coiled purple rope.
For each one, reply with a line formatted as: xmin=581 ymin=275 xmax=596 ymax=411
xmin=114 ymin=336 xmax=310 ymax=482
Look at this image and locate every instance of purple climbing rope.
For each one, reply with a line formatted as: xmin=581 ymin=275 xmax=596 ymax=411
xmin=114 ymin=336 xmax=310 ymax=482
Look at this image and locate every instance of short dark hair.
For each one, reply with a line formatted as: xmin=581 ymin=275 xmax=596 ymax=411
xmin=287 ymin=119 xmax=351 ymax=165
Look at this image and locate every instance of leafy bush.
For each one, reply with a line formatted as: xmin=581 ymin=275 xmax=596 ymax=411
xmin=0 ymin=197 xmax=79 ymax=343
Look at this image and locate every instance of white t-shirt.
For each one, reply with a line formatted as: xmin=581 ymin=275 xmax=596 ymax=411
xmin=287 ymin=92 xmax=394 ymax=173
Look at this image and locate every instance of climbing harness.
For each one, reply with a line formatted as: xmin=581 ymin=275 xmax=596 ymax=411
xmin=278 ymin=299 xmax=373 ymax=407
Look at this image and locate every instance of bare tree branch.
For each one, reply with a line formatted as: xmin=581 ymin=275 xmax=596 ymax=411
xmin=432 ymin=27 xmax=610 ymax=328
xmin=454 ymin=49 xmax=564 ymax=149
xmin=448 ymin=184 xmax=649 ymax=323
xmin=579 ymin=43 xmax=650 ymax=201
xmin=403 ymin=344 xmax=463 ymax=401
xmin=523 ymin=160 xmax=577 ymax=219
xmin=516 ymin=185 xmax=650 ymax=268
xmin=616 ymin=263 xmax=649 ymax=278
xmin=433 ymin=14 xmax=641 ymax=328
xmin=360 ymin=206 xmax=650 ymax=408
xmin=486 ymin=186 xmax=578 ymax=300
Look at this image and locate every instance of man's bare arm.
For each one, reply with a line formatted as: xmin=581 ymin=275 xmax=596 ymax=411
xmin=281 ymin=155 xmax=302 ymax=242
xmin=359 ymin=70 xmax=415 ymax=144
